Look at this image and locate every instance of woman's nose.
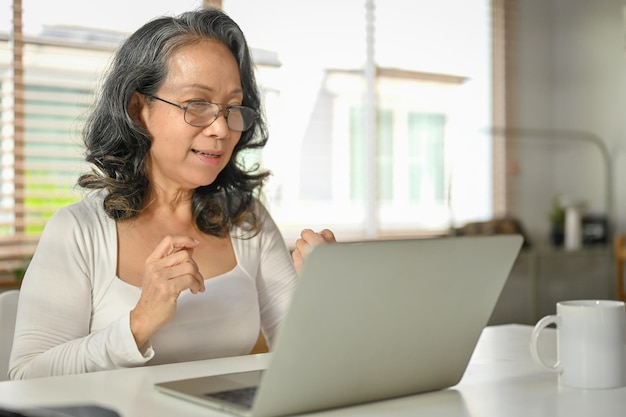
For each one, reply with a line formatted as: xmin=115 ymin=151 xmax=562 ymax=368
xmin=203 ymin=111 xmax=230 ymax=137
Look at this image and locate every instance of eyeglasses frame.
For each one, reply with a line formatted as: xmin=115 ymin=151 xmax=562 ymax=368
xmin=145 ymin=94 xmax=257 ymax=132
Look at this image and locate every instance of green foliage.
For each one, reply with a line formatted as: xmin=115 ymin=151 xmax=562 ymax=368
xmin=25 ymin=181 xmax=78 ymax=234
xmin=13 ymin=257 xmax=31 ymax=283
xmin=548 ymin=195 xmax=565 ymax=227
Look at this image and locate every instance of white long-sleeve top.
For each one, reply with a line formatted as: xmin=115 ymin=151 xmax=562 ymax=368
xmin=8 ymin=190 xmax=296 ymax=380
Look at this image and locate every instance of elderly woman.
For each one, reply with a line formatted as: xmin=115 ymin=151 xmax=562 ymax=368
xmin=9 ymin=8 xmax=334 ymax=380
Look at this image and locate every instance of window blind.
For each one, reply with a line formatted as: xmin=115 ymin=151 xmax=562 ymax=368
xmin=0 ymin=29 xmax=116 ymax=272
xmin=0 ymin=0 xmax=516 ymax=268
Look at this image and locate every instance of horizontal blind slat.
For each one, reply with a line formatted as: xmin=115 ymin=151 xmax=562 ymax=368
xmin=1 ymin=37 xmax=104 ymax=240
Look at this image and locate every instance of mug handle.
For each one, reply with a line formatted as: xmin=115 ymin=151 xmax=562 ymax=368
xmin=530 ymin=314 xmax=561 ymax=372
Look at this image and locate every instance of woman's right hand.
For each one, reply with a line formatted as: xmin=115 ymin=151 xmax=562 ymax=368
xmin=130 ymin=235 xmax=205 ymax=350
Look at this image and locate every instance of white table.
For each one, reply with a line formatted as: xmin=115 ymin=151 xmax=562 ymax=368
xmin=0 ymin=324 xmax=624 ymax=417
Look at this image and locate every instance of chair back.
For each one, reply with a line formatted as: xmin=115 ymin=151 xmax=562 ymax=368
xmin=0 ymin=290 xmax=19 ymax=381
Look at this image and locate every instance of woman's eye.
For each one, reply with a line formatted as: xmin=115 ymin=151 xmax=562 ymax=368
xmin=187 ymin=101 xmax=211 ymax=110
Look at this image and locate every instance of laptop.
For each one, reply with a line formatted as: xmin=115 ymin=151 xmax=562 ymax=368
xmin=155 ymin=234 xmax=523 ymax=417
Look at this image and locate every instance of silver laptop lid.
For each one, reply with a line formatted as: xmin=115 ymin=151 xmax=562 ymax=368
xmin=251 ymin=235 xmax=523 ymax=417
xmin=155 ymin=235 xmax=523 ymax=417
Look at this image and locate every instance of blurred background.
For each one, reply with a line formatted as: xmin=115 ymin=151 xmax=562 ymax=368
xmin=3 ymin=0 xmax=626 ymax=321
xmin=1 ymin=0 xmax=626 ymax=254
xmin=0 ymin=0 xmax=494 ymax=244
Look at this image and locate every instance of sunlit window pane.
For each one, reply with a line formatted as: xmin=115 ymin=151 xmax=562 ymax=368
xmin=2 ymin=0 xmax=495 ymax=247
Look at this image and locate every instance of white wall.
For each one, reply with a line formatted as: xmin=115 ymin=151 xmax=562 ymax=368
xmin=513 ymin=0 xmax=626 ymax=244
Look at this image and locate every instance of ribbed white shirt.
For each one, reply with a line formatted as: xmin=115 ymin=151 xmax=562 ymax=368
xmin=9 ymin=190 xmax=296 ymax=379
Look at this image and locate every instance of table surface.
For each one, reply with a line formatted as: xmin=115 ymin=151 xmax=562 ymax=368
xmin=0 ymin=324 xmax=624 ymax=417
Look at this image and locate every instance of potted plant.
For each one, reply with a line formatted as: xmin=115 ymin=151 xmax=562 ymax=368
xmin=548 ymin=195 xmax=565 ymax=247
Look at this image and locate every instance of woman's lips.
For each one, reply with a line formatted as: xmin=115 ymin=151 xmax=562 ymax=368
xmin=192 ymin=149 xmax=222 ymax=164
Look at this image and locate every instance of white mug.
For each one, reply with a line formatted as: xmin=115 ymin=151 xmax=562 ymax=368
xmin=530 ymin=299 xmax=626 ymax=389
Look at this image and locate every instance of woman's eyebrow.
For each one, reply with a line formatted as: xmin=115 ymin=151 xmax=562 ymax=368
xmin=178 ymin=84 xmax=244 ymax=95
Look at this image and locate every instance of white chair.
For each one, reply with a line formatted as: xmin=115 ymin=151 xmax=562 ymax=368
xmin=0 ymin=289 xmax=19 ymax=381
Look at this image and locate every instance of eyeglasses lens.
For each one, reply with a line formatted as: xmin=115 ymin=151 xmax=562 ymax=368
xmin=184 ymin=102 xmax=255 ymax=132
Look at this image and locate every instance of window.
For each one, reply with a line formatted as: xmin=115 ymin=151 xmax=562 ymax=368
xmin=228 ymin=0 xmax=497 ymax=240
xmin=0 ymin=35 xmax=114 ymax=240
xmin=266 ymin=61 xmax=484 ymax=238
xmin=0 ymin=0 xmax=505 ymax=257
xmin=17 ymin=83 xmax=90 ymax=234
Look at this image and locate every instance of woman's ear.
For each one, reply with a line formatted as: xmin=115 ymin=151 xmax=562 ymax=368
xmin=128 ymin=92 xmax=146 ymax=127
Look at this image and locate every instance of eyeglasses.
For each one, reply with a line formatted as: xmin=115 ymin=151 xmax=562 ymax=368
xmin=147 ymin=95 xmax=257 ymax=132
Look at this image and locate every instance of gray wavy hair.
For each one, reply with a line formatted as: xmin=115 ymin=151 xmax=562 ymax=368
xmin=78 ymin=8 xmax=270 ymax=237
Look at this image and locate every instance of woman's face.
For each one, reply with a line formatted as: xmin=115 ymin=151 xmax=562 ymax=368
xmin=138 ymin=39 xmax=244 ymax=192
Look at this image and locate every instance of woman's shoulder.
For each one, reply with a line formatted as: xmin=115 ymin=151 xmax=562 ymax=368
xmin=232 ymin=197 xmax=283 ymax=241
xmin=48 ymin=189 xmax=110 ymax=228
xmin=230 ymin=197 xmax=292 ymax=271
xmin=249 ymin=196 xmax=271 ymax=218
xmin=246 ymin=197 xmax=277 ymax=232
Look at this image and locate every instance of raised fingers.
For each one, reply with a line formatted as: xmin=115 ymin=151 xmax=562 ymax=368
xmin=319 ymin=228 xmax=336 ymax=243
xmin=147 ymin=235 xmax=200 ymax=262
xmin=143 ymin=235 xmax=205 ymax=295
xmin=149 ymin=242 xmax=205 ymax=294
xmin=292 ymin=228 xmax=337 ymax=274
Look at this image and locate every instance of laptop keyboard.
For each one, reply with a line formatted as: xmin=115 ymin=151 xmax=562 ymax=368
xmin=203 ymin=386 xmax=258 ymax=409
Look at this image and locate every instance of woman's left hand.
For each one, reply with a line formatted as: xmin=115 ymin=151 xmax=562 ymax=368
xmin=292 ymin=228 xmax=336 ymax=274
